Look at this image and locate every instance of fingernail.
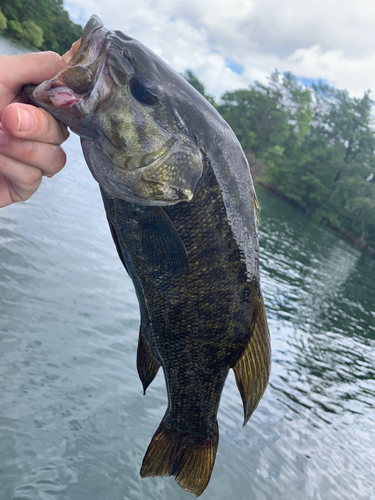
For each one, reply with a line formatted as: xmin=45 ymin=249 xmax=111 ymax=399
xmin=16 ymin=106 xmax=35 ymax=132
xmin=0 ymin=127 xmax=8 ymax=146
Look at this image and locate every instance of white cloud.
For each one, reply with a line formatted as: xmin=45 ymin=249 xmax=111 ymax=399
xmin=287 ymin=46 xmax=375 ymax=96
xmin=65 ymin=0 xmax=375 ymax=99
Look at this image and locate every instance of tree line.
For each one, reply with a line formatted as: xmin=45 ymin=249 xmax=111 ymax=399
xmin=0 ymin=0 xmax=82 ymax=53
xmin=0 ymin=3 xmax=373 ymax=253
xmin=185 ymin=70 xmax=375 ymax=253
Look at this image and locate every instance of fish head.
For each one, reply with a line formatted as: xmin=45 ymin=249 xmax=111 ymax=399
xmin=24 ymin=15 xmax=204 ymax=205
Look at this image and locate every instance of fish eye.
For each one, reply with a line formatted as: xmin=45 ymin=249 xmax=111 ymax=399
xmin=130 ymin=76 xmax=158 ymax=106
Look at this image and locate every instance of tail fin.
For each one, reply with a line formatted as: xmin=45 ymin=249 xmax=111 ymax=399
xmin=140 ymin=422 xmax=218 ymax=497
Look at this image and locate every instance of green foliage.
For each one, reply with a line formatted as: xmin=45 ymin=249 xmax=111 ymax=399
xmin=260 ymin=78 xmax=375 ymax=249
xmin=7 ymin=19 xmax=24 ymax=39
xmin=0 ymin=7 xmax=7 ymax=30
xmin=23 ymin=20 xmax=43 ymax=48
xmin=9 ymin=19 xmax=44 ymax=47
xmin=0 ymin=0 xmax=82 ymax=53
xmin=2 ymin=2 xmax=374 ymax=250
xmin=186 ymin=70 xmax=375 ymax=250
xmin=218 ymin=78 xmax=289 ymax=155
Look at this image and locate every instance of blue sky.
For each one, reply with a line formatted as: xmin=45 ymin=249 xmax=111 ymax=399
xmin=65 ymin=0 xmax=375 ymax=100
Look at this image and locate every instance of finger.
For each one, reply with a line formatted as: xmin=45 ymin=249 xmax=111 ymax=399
xmin=0 ymin=131 xmax=66 ymax=177
xmin=0 ymin=51 xmax=66 ymax=92
xmin=1 ymin=103 xmax=69 ymax=145
xmin=0 ymin=154 xmax=42 ymax=206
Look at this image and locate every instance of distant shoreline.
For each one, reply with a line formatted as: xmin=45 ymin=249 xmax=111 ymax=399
xmin=254 ymin=177 xmax=375 ymax=258
xmin=0 ymin=32 xmax=36 ymax=54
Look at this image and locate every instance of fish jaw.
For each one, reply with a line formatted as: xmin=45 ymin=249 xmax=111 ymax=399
xmin=25 ymin=80 xmax=83 ymax=108
xmin=23 ymin=16 xmax=111 ymax=138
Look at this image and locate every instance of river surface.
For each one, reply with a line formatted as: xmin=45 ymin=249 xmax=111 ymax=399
xmin=1 ymin=36 xmax=375 ymax=500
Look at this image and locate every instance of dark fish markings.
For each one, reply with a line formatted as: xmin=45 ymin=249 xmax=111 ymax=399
xmin=24 ymin=15 xmax=271 ymax=496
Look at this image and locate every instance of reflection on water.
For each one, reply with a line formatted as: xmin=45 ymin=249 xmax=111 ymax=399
xmin=1 ymin=38 xmax=375 ymax=500
xmin=256 ymin=189 xmax=375 ymax=498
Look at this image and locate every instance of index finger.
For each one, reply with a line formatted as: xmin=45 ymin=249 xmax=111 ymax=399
xmin=0 ymin=51 xmax=67 ymax=93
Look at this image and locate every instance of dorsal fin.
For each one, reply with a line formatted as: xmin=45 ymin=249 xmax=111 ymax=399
xmin=253 ymin=194 xmax=260 ymax=224
xmin=233 ymin=296 xmax=271 ymax=426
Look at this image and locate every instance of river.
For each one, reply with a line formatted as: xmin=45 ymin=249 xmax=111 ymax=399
xmin=1 ymin=36 xmax=375 ymax=500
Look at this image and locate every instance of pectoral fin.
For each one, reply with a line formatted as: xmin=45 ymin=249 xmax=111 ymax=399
xmin=140 ymin=207 xmax=190 ymax=275
xmin=233 ymin=296 xmax=271 ymax=426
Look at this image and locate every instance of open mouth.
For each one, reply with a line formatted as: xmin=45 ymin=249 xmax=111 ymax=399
xmin=45 ymin=82 xmax=82 ymax=107
xmin=24 ymin=16 xmax=109 ymax=110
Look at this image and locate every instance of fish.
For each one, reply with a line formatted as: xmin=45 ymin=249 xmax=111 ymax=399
xmin=24 ymin=15 xmax=271 ymax=497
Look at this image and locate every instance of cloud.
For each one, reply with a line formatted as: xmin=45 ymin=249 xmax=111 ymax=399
xmin=65 ymin=0 xmax=375 ymax=99
xmin=287 ymin=46 xmax=375 ymax=96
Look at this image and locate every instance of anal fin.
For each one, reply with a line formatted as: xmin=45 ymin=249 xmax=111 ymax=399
xmin=233 ymin=296 xmax=271 ymax=426
xmin=137 ymin=330 xmax=161 ymax=395
xmin=140 ymin=421 xmax=218 ymax=497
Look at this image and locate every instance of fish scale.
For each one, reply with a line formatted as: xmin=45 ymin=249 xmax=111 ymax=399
xmin=24 ymin=14 xmax=271 ymax=496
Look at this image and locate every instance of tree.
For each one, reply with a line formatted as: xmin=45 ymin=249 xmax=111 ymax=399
xmin=0 ymin=0 xmax=82 ymax=53
xmin=7 ymin=19 xmax=24 ymax=39
xmin=219 ymin=86 xmax=289 ymax=155
xmin=263 ymin=79 xmax=375 ymax=247
xmin=0 ymin=7 xmax=7 ymax=30
xmin=211 ymin=68 xmax=375 ymax=249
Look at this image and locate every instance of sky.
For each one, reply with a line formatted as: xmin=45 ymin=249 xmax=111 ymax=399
xmin=65 ymin=0 xmax=375 ymax=101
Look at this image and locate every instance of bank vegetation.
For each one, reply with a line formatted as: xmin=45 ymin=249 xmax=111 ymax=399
xmin=186 ymin=70 xmax=375 ymax=253
xmin=0 ymin=0 xmax=82 ymax=53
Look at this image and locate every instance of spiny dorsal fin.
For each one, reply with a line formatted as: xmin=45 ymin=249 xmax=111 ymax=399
xmin=233 ymin=296 xmax=271 ymax=426
xmin=140 ymin=422 xmax=218 ymax=497
xmin=137 ymin=331 xmax=161 ymax=395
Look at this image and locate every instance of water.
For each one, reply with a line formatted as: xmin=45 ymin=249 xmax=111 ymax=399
xmin=1 ymin=37 xmax=375 ymax=500
xmin=0 ymin=35 xmax=32 ymax=56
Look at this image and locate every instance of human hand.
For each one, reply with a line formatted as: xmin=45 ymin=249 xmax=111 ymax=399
xmin=0 ymin=51 xmax=69 ymax=208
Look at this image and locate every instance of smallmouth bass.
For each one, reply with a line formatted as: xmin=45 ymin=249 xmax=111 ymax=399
xmin=24 ymin=15 xmax=271 ymax=497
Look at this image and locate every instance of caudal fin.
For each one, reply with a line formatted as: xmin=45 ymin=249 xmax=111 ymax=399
xmin=140 ymin=422 xmax=218 ymax=497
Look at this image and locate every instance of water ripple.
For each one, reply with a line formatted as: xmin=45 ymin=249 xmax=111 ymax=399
xmin=1 ymin=137 xmax=375 ymax=499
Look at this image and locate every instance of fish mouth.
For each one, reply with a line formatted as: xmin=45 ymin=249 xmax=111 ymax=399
xmin=23 ymin=81 xmax=81 ymax=109
xmin=24 ymin=15 xmax=110 ymax=111
xmin=43 ymin=82 xmax=82 ymax=107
